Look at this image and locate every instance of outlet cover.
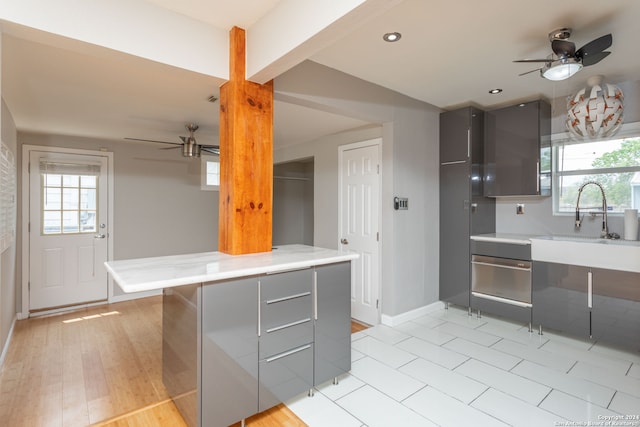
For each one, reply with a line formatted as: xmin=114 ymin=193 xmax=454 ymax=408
xmin=516 ymin=203 xmax=525 ymax=215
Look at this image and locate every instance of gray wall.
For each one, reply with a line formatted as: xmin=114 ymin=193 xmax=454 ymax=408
xmin=17 ymin=132 xmax=219 ymax=299
xmin=496 ymin=78 xmax=640 ymax=239
xmin=1 ymin=97 xmax=17 ymax=357
xmin=275 ymin=60 xmax=441 ymax=318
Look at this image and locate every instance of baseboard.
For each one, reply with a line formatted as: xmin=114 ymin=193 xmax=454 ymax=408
xmin=380 ymin=300 xmax=446 ymax=327
xmin=0 ymin=316 xmax=17 ymax=368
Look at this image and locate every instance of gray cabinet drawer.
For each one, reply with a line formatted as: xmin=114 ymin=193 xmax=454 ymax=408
xmin=259 ymin=269 xmax=313 ymax=358
xmin=260 ymin=310 xmax=313 ymax=359
xmin=260 ymin=268 xmax=313 ymax=301
xmin=259 ymin=343 xmax=313 ymax=412
xmin=471 ymin=240 xmax=531 ymax=260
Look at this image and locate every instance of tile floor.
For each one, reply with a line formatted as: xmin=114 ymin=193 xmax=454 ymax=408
xmin=286 ymin=305 xmax=640 ymax=427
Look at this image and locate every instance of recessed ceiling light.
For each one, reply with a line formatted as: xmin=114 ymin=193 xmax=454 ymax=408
xmin=383 ymin=32 xmax=401 ymax=42
xmin=488 ymin=88 xmax=502 ymax=94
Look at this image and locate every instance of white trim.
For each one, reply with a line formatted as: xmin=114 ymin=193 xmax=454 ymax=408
xmin=380 ymin=301 xmax=446 ymax=327
xmin=21 ymin=145 xmax=115 ymax=317
xmin=551 ymin=121 xmax=640 ymax=145
xmin=0 ymin=316 xmax=16 ymax=368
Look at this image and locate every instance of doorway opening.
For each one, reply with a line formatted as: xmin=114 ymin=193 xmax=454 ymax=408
xmin=273 ymin=158 xmax=314 ymax=246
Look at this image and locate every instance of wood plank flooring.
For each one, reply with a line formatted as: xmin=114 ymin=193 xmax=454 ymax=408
xmin=0 ymin=296 xmax=368 ymax=426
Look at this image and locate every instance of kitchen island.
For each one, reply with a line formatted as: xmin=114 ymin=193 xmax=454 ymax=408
xmin=105 ymin=245 xmax=358 ymax=427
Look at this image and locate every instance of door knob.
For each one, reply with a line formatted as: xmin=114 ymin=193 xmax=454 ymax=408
xmin=94 ymin=234 xmax=106 ymax=239
xmin=340 ymin=238 xmax=349 ymax=245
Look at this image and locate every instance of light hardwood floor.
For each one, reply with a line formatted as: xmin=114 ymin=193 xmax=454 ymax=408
xmin=0 ymin=296 xmax=367 ymax=426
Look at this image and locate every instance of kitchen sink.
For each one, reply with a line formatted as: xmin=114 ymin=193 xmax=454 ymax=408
xmin=530 ymin=235 xmax=640 ymax=273
xmin=540 ymin=235 xmax=640 ymax=246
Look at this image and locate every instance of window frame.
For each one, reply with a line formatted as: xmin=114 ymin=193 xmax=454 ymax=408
xmin=201 ymin=155 xmax=220 ymax=191
xmin=552 ymin=121 xmax=640 ymax=216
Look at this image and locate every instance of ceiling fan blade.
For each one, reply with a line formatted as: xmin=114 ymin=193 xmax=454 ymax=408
xmin=160 ymin=146 xmax=182 ymax=150
xmin=551 ymin=39 xmax=576 ymax=58
xmin=513 ymin=59 xmax=553 ymax=63
xmin=124 ymin=137 xmax=181 ymax=145
xmin=581 ymin=50 xmax=611 ymax=67
xmin=202 ymin=147 xmax=220 ymax=155
xmin=518 ymin=68 xmax=542 ymax=77
xmin=576 ymin=34 xmax=612 ymax=59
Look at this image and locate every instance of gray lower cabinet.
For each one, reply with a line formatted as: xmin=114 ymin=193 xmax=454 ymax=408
xmin=165 ymin=262 xmax=351 ymax=427
xmin=258 ymin=269 xmax=314 ymax=411
xmin=532 ymin=262 xmax=590 ymax=337
xmin=163 ymin=284 xmax=199 ymax=427
xmin=591 ymin=268 xmax=640 ymax=351
xmin=533 ymin=261 xmax=640 ymax=351
xmin=201 ymin=277 xmax=259 ymax=427
xmin=314 ymin=262 xmax=351 ymax=386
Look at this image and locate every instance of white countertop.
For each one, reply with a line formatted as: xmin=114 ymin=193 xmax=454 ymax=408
xmin=104 ymin=244 xmax=359 ymax=293
xmin=470 ymin=233 xmax=535 ymax=245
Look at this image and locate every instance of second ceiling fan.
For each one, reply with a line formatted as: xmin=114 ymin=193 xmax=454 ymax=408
xmin=126 ymin=123 xmax=219 ymax=158
xmin=514 ymin=28 xmax=612 ymax=81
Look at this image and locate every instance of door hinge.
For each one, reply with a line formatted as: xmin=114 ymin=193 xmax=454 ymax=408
xmin=28 ymin=222 xmax=31 ymax=233
xmin=376 ymin=231 xmax=379 ymax=242
xmin=28 ymin=163 xmax=30 ymax=173
xmin=28 ymin=281 xmax=31 ymax=291
xmin=377 ymin=164 xmax=380 ymax=174
xmin=376 ymin=299 xmax=379 ymax=309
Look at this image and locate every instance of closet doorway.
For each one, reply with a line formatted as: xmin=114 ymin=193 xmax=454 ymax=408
xmin=273 ymin=159 xmax=314 ymax=246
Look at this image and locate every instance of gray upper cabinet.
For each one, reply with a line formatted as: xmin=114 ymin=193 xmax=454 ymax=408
xmin=440 ymin=108 xmax=472 ymax=163
xmin=484 ymin=100 xmax=551 ymax=197
xmin=439 ymin=107 xmax=495 ymax=308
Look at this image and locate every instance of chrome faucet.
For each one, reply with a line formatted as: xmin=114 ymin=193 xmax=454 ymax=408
xmin=575 ymin=181 xmax=609 ymax=238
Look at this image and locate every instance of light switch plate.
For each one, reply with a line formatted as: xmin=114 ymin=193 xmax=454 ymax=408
xmin=516 ymin=203 xmax=525 ymax=215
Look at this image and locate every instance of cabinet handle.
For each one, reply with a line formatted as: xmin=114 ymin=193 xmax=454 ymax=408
xmin=265 ymin=344 xmax=311 ymax=363
xmin=266 ymin=291 xmax=311 ymax=305
xmin=587 ymin=270 xmax=593 ymax=309
xmin=467 ymin=128 xmax=471 ymax=159
xmin=536 ymin=161 xmax=540 ymax=193
xmin=266 ymin=318 xmax=311 ymax=334
xmin=313 ymin=270 xmax=318 ymax=321
xmin=257 ymin=279 xmax=261 ymax=337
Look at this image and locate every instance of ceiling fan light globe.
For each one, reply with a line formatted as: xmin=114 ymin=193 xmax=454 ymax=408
xmin=541 ymin=60 xmax=582 ymax=81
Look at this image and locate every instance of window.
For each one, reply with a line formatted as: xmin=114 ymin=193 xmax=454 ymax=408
xmin=40 ymin=161 xmax=99 ymax=234
xmin=201 ymin=157 xmax=220 ymax=191
xmin=553 ymin=124 xmax=640 ymax=214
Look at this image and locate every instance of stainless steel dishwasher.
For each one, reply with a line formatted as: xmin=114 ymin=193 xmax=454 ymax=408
xmin=470 ymin=236 xmax=533 ymax=328
xmin=471 ymin=255 xmax=532 ymax=307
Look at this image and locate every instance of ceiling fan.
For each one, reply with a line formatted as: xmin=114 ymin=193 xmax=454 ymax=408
xmin=125 ymin=123 xmax=219 ymax=157
xmin=514 ymin=28 xmax=612 ymax=81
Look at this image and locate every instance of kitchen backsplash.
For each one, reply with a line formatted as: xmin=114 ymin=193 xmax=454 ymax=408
xmin=494 ymin=196 xmax=636 ymax=239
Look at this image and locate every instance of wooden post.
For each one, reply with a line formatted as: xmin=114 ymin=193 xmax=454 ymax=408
xmin=218 ymin=27 xmax=274 ymax=255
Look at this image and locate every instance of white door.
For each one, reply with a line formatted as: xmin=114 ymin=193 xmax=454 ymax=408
xmin=29 ymin=151 xmax=109 ymax=311
xmin=339 ymin=140 xmax=381 ymax=325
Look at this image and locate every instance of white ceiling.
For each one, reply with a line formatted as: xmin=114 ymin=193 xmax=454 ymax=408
xmin=2 ymin=0 xmax=640 ymax=150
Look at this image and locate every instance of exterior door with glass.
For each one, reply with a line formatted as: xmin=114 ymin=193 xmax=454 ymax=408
xmin=29 ymin=151 xmax=109 ymax=311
